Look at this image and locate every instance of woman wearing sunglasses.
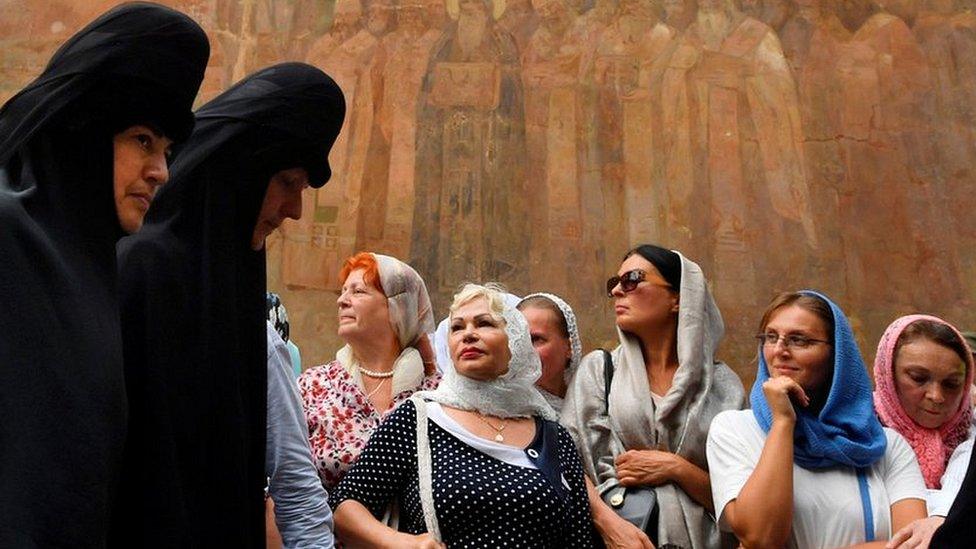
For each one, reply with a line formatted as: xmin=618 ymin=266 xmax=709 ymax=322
xmin=706 ymin=291 xmax=927 ymax=549
xmin=563 ymin=245 xmax=745 ymax=549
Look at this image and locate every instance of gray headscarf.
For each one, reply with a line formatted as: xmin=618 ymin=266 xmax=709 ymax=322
xmin=418 ymin=286 xmax=559 ymax=421
xmin=562 ymin=251 xmax=745 ymax=549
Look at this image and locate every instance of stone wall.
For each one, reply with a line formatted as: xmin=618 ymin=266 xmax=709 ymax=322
xmin=7 ymin=0 xmax=976 ymax=384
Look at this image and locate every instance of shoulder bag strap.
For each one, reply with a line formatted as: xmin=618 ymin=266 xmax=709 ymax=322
xmin=410 ymin=396 xmax=442 ymax=542
xmin=602 ymin=349 xmax=614 ymax=416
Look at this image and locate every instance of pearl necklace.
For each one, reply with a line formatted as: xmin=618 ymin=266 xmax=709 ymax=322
xmin=359 ymin=366 xmax=395 ymax=378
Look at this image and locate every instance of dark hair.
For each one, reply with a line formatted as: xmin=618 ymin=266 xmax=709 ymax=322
xmin=895 ymin=320 xmax=971 ymax=367
xmin=758 ymin=291 xmax=835 ymax=342
xmin=623 ymin=244 xmax=682 ymax=290
xmin=517 ymin=296 xmax=570 ymax=340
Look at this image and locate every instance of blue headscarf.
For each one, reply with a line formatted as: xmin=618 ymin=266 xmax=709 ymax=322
xmin=750 ymin=290 xmax=886 ymax=469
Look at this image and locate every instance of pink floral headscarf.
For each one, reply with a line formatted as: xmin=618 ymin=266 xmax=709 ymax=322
xmin=873 ymin=314 xmax=974 ymax=488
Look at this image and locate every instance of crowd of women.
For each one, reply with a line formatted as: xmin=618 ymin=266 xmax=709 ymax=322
xmin=2 ymin=3 xmax=976 ymax=549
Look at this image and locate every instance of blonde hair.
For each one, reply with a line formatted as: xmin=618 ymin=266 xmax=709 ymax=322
xmin=449 ymin=283 xmax=508 ymax=322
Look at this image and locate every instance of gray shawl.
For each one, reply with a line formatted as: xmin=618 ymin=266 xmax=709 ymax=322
xmin=561 ymin=252 xmax=745 ymax=549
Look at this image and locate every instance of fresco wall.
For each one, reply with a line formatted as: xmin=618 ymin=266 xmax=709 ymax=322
xmin=5 ymin=0 xmax=976 ymax=384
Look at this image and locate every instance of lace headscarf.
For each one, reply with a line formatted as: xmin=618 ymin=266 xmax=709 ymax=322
xmin=431 ymin=292 xmax=522 ymax=373
xmin=418 ymin=286 xmax=559 ymax=421
xmin=374 ymin=253 xmax=435 ymax=348
xmin=873 ymin=314 xmax=974 ymax=488
xmin=519 ymin=292 xmax=582 ymax=377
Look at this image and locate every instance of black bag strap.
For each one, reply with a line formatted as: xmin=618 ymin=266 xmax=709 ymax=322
xmin=601 ymin=349 xmax=614 ymax=416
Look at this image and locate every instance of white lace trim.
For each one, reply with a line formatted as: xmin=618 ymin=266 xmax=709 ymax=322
xmin=520 ymin=292 xmax=582 ymax=376
xmin=417 ymin=301 xmax=559 ymax=421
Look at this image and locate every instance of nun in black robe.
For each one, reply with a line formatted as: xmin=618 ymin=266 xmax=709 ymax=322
xmin=931 ymin=450 xmax=976 ymax=547
xmin=112 ymin=62 xmax=345 ymax=548
xmin=0 ymin=4 xmax=208 ymax=547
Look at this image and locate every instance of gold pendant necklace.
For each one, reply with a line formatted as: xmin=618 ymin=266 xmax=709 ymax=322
xmin=475 ymin=413 xmax=508 ymax=443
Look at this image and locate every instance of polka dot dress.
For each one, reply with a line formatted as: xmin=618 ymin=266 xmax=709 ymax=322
xmin=331 ymin=400 xmax=597 ymax=547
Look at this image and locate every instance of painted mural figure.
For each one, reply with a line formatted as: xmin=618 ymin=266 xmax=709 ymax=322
xmin=286 ymin=0 xmax=390 ymax=290
xmin=370 ymin=0 xmax=448 ymax=258
xmin=838 ymin=1 xmax=961 ymax=317
xmin=656 ymin=0 xmax=816 ymax=304
xmin=663 ymin=0 xmax=696 ymax=30
xmin=522 ymin=0 xmax=592 ymax=307
xmin=914 ymin=0 xmax=976 ymax=288
xmin=497 ymin=0 xmax=540 ymax=55
xmin=780 ymin=0 xmax=852 ymax=291
xmin=591 ymin=0 xmax=675 ymax=248
xmin=411 ymin=0 xmax=528 ymax=307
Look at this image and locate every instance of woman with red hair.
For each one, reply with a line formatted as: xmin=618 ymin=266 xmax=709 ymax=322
xmin=299 ymin=252 xmax=440 ymax=492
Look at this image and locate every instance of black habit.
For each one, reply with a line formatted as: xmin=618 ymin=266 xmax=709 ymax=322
xmin=0 ymin=3 xmax=207 ymax=547
xmin=112 ymin=62 xmax=344 ymax=548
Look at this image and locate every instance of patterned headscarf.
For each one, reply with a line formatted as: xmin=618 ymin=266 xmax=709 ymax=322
xmin=374 ymin=254 xmax=435 ymax=349
xmin=266 ymin=292 xmax=290 ymax=342
xmin=873 ymin=314 xmax=974 ymax=488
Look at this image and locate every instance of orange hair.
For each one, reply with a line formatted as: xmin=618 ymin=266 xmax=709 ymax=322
xmin=339 ymin=252 xmax=385 ymax=295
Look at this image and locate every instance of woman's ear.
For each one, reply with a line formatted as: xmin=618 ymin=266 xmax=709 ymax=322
xmin=670 ymin=293 xmax=680 ymax=313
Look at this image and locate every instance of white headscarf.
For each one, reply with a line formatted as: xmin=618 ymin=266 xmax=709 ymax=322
xmin=519 ymin=292 xmax=582 ymax=377
xmin=418 ymin=290 xmax=558 ymax=421
xmin=431 ymin=292 xmax=522 ymax=374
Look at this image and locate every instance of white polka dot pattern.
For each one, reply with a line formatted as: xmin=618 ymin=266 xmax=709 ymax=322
xmin=331 ymin=401 xmax=597 ymax=547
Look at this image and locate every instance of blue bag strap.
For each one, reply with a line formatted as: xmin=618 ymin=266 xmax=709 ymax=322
xmin=856 ymin=468 xmax=874 ymax=542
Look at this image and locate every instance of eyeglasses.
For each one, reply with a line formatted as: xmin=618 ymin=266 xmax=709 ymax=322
xmin=606 ymin=269 xmax=672 ymax=297
xmin=755 ymin=332 xmax=831 ymax=350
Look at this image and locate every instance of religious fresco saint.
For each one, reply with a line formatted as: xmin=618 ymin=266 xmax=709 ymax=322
xmin=368 ymin=0 xmax=448 ymax=258
xmin=663 ymin=0 xmax=696 ymax=30
xmin=497 ymin=0 xmax=540 ymax=54
xmin=837 ymin=0 xmax=962 ymax=318
xmin=779 ymin=0 xmax=851 ymax=291
xmin=284 ymin=0 xmax=392 ymax=290
xmin=411 ymin=0 xmax=528 ymax=306
xmin=589 ymin=0 xmax=674 ymax=249
xmin=740 ymin=0 xmax=792 ymax=30
xmin=655 ymin=0 xmax=816 ymax=305
xmin=914 ymin=0 xmax=976 ymax=287
xmin=522 ymin=0 xmax=595 ymax=308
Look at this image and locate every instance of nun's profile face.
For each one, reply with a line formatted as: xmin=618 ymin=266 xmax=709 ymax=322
xmin=449 ymin=297 xmax=511 ymax=381
xmin=113 ymin=125 xmax=172 ymax=233
xmin=250 ymin=167 xmax=309 ymax=251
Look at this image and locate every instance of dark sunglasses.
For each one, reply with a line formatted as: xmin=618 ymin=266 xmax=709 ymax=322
xmin=606 ymin=269 xmax=648 ymax=297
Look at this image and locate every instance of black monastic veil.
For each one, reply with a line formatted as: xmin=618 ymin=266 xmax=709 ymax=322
xmin=0 ymin=3 xmax=208 ymax=547
xmin=112 ymin=62 xmax=344 ymax=548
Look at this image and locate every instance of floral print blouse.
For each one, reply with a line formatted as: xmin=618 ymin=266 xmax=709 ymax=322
xmin=298 ymin=359 xmax=441 ymax=492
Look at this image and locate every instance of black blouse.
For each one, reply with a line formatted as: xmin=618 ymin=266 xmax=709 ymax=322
xmin=332 ymin=400 xmax=596 ymax=548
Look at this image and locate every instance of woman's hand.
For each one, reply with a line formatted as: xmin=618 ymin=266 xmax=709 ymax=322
xmin=415 ymin=334 xmax=438 ymax=376
xmin=614 ymin=449 xmax=680 ymax=487
xmin=762 ymin=376 xmax=809 ymax=423
xmin=596 ymin=511 xmax=656 ymax=549
xmin=388 ymin=532 xmax=446 ymax=549
xmin=886 ymin=516 xmax=945 ymax=549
